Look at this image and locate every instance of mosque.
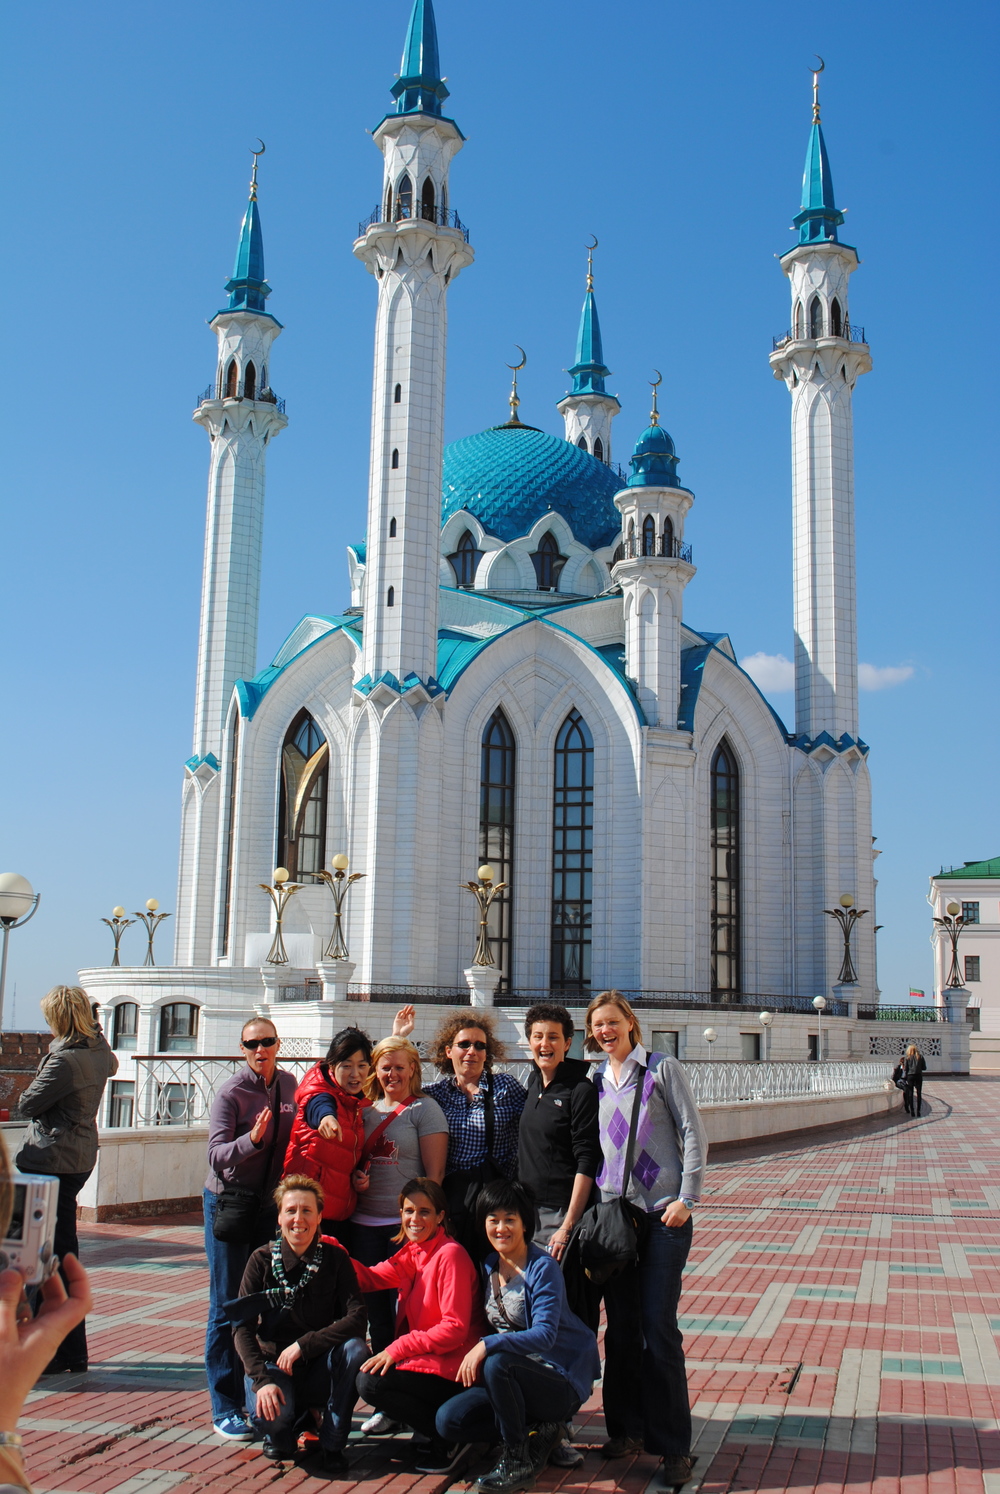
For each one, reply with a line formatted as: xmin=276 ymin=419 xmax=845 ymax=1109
xmin=169 ymin=0 xmax=879 ymax=1014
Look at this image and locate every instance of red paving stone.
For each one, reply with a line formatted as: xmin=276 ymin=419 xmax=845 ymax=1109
xmin=16 ymin=1077 xmax=1000 ymax=1494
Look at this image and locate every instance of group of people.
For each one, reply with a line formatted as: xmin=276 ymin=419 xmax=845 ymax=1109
xmin=205 ymin=996 xmax=707 ymax=1492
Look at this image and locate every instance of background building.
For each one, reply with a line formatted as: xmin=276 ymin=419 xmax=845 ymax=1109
xmin=929 ymin=858 xmax=999 ymax=1071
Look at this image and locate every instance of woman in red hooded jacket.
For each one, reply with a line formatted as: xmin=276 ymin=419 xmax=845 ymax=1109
xmin=283 ymin=1028 xmax=373 ymax=1235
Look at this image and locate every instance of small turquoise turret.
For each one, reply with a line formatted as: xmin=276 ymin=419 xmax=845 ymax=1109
xmin=792 ymin=63 xmax=845 ymax=246
xmin=557 ymin=240 xmax=620 ymax=462
xmin=627 ymin=381 xmax=682 ymax=489
xmin=224 ymin=150 xmax=271 ymax=313
xmin=392 ymin=0 xmax=450 ymax=117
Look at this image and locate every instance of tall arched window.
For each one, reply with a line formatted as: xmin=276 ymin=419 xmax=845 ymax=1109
xmin=794 ymin=300 xmax=804 ymax=339
xmin=394 ymin=383 xmax=402 ymax=404
xmin=809 ymin=296 xmax=823 ymax=339
xmin=396 ymin=174 xmax=412 ymax=219
xmin=225 ymin=359 xmax=238 ymax=398
xmin=384 ymin=184 xmax=394 ymax=222
xmin=220 ymin=711 xmax=240 ymax=957
xmin=831 ymin=297 xmax=843 ymax=337
xmin=480 ymin=710 xmax=515 ymax=989
xmin=112 ymin=1002 xmax=138 ymax=1052
xmin=277 ymin=711 xmax=329 ymax=883
xmin=627 ymin=518 xmax=635 ymax=544
xmin=551 ymin=710 xmax=594 ymax=990
xmin=663 ymin=516 xmax=674 ymax=556
xmin=577 ymin=435 xmax=588 ymax=451
xmin=389 ymin=517 xmax=397 ymax=537
xmin=159 ymin=1003 xmax=199 ymax=1053
xmin=593 ymin=437 xmax=604 ymax=462
xmin=391 ymin=448 xmax=399 ymax=469
xmin=449 ymin=529 xmax=482 ymax=587
xmin=710 ymin=740 xmax=740 ymax=995
xmin=387 ymin=586 xmax=394 ymax=606
xmin=421 ymin=177 xmax=436 ymax=221
xmin=244 ymin=360 xmax=256 ymax=399
xmin=531 ymin=532 xmax=566 ymax=590
xmin=642 ymin=514 xmax=656 ymax=556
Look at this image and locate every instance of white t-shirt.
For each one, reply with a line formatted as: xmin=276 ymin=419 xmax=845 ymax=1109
xmin=350 ymin=1093 xmax=449 ymax=1226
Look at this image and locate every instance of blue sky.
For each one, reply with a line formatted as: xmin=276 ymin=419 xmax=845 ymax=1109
xmin=1 ymin=0 xmax=997 ymax=1025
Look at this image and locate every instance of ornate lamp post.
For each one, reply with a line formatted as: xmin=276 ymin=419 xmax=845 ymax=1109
xmin=703 ymin=1026 xmax=718 ymax=1060
xmin=259 ymin=868 xmax=302 ymax=966
xmin=758 ymin=1010 xmax=773 ymax=1061
xmin=462 ymin=865 xmax=508 ymax=968
xmin=813 ymin=994 xmax=827 ymax=1059
xmin=0 ymin=873 xmax=40 ymax=1033
xmin=933 ymin=901 xmax=966 ymax=988
xmin=316 ymin=854 xmax=365 ymax=960
xmin=133 ymin=899 xmax=171 ymax=967
xmin=102 ymin=906 xmax=135 ymax=967
xmin=824 ymin=893 xmax=868 ymax=984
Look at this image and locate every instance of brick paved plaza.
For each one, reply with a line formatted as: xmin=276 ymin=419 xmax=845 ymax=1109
xmin=17 ymin=1077 xmax=1000 ymax=1494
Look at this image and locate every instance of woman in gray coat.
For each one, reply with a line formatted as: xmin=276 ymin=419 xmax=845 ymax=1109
xmin=15 ymin=985 xmax=117 ymax=1374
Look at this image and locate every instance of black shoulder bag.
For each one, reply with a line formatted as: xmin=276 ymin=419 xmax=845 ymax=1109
xmin=570 ymin=1061 xmax=651 ymax=1286
xmin=212 ymin=1080 xmax=283 ymax=1245
xmin=444 ymin=1070 xmax=506 ymax=1253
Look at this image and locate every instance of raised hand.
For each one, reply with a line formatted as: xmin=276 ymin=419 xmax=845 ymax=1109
xmin=391 ymin=1005 xmax=415 ymax=1038
xmin=249 ymin=1107 xmax=272 ymax=1145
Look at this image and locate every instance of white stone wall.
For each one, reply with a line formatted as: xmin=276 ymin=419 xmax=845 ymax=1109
xmin=556 ymin=391 xmax=620 ymax=464
xmin=929 ymin=875 xmax=1000 ymax=1036
xmin=614 ymin=481 xmax=695 ymax=728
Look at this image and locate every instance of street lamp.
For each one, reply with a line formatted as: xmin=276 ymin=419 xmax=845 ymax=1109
xmin=813 ymin=995 xmax=827 ymax=1059
xmin=259 ymin=868 xmax=302 ymax=966
xmin=316 ymin=854 xmax=366 ymax=960
xmin=101 ymin=906 xmax=135 ymax=967
xmin=703 ymin=1027 xmax=718 ymax=1059
xmin=933 ymin=901 xmax=966 ymax=989
xmin=823 ymin=893 xmax=868 ymax=984
xmin=758 ymin=1010 xmax=773 ymax=1061
xmin=462 ymin=865 xmax=508 ymax=968
xmin=0 ymin=873 xmax=40 ymax=1033
xmin=133 ymin=899 xmax=171 ymax=967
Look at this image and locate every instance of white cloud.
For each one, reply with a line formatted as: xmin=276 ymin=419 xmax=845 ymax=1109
xmin=858 ymin=662 xmax=914 ymax=691
xmin=740 ymin=652 xmax=794 ymax=692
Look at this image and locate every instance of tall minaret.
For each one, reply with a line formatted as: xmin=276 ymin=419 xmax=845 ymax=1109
xmin=190 ymin=152 xmax=287 ymax=763
xmin=770 ymin=68 xmax=871 ymax=743
xmin=612 ymin=382 xmax=695 ymax=728
xmin=556 ymin=243 xmax=620 ymax=463
xmin=355 ymin=0 xmax=474 ymax=688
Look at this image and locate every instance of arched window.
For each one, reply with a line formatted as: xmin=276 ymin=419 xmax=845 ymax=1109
xmin=642 ymin=514 xmax=656 ymax=556
xmin=710 ymin=740 xmax=740 ymax=995
xmin=159 ymin=1003 xmax=199 ymax=1053
xmin=396 ymin=174 xmax=412 ymax=219
xmin=277 ymin=711 xmax=329 ymax=883
xmin=112 ymin=1002 xmax=138 ymax=1052
xmin=480 ymin=710 xmax=515 ymax=989
xmin=387 ymin=586 xmax=394 ymax=606
xmin=261 ymin=364 xmax=267 ymax=389
xmin=449 ymin=529 xmax=482 ymax=588
xmin=809 ymin=296 xmax=823 ymax=339
xmin=220 ymin=711 xmax=239 ymax=957
xmin=794 ymin=300 xmax=804 ymax=339
xmin=627 ymin=518 xmax=635 ymax=543
xmin=225 ymin=359 xmax=238 ymax=398
xmin=593 ymin=437 xmax=604 ymax=462
xmin=831 ymin=298 xmax=843 ymax=337
xmin=421 ymin=177 xmax=435 ymax=221
xmin=391 ymin=448 xmax=399 ymax=469
xmin=389 ymin=517 xmax=397 ymax=537
xmin=577 ymin=435 xmax=588 ymax=451
xmin=531 ymin=531 xmax=566 ymax=590
xmin=551 ymin=710 xmax=594 ymax=991
xmin=663 ymin=515 xmax=674 ymax=557
xmin=394 ymin=383 xmax=401 ymax=404
xmin=384 ymin=184 xmax=393 ymax=222
xmin=244 ymin=360 xmax=256 ymax=399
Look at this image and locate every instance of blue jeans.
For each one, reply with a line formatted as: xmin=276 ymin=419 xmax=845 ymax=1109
xmin=245 ymin=1338 xmax=368 ymax=1451
xmin=347 ymin=1221 xmax=400 ymax=1355
xmin=602 ymin=1215 xmax=693 ymax=1456
xmin=437 ymin=1353 xmax=580 ymax=1447
xmin=203 ymin=1187 xmax=274 ymax=1422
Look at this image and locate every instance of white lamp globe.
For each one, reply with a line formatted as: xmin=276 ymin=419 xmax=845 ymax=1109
xmin=813 ymin=996 xmax=827 ymax=1011
xmin=946 ymin=902 xmax=961 ymax=917
xmin=0 ymin=873 xmax=35 ymax=923
xmin=112 ymin=906 xmax=126 ymax=919
xmin=839 ymin=893 xmax=854 ymax=908
xmin=759 ymin=1011 xmax=773 ymax=1027
xmin=478 ymin=865 xmax=496 ymax=883
xmin=273 ymin=868 xmax=289 ymax=884
xmin=146 ymin=899 xmax=159 ymax=912
xmin=703 ymin=1027 xmax=717 ymax=1043
xmin=331 ymin=854 xmax=350 ymax=872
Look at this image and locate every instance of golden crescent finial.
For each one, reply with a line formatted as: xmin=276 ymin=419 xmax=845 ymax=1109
xmin=506 ymin=346 xmax=526 ymax=372
xmin=810 ymin=56 xmax=825 ymax=121
xmin=249 ymin=139 xmax=266 ymax=199
xmin=505 ymin=347 xmax=526 ymax=424
xmin=649 ymin=369 xmax=662 ymax=426
xmin=585 ymin=235 xmax=598 ymax=289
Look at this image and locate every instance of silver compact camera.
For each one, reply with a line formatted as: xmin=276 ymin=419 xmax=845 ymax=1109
xmin=0 ymin=1172 xmax=60 ymax=1285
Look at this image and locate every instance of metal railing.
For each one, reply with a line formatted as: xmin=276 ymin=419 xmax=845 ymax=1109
xmin=358 ymin=203 xmax=471 ymax=243
xmin=194 ymin=387 xmax=286 ymax=413
xmin=857 ymin=1003 xmax=975 ymax=1023
xmin=772 ymin=323 xmax=867 ymax=351
xmin=130 ymin=1055 xmax=312 ymax=1126
xmin=495 ymin=989 xmax=849 ymax=1016
xmin=612 ymin=536 xmax=693 ymax=565
xmin=681 ymin=1058 xmax=892 ymax=1105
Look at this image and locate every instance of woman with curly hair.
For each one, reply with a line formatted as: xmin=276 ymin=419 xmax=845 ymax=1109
xmin=424 ymin=1010 xmax=526 ymax=1252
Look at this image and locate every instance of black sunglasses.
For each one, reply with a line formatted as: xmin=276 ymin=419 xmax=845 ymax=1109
xmin=455 ymin=1040 xmax=487 ymax=1051
xmin=242 ymin=1036 xmax=278 ymax=1050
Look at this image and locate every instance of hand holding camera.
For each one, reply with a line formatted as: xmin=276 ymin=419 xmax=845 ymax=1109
xmin=0 ymin=1252 xmax=92 ymax=1433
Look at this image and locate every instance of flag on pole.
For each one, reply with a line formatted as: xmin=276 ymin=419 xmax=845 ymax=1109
xmin=909 ymin=988 xmax=925 ymax=999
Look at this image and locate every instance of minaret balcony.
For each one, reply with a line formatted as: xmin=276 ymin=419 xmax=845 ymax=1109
xmin=196 ymin=386 xmax=286 ymax=414
xmin=772 ymin=322 xmax=867 ymax=352
xmin=612 ymin=535 xmax=693 ymax=565
xmin=358 ymin=202 xmax=470 ymax=243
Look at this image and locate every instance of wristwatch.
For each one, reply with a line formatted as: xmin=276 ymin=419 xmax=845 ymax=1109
xmin=678 ymin=1196 xmax=697 ymax=1211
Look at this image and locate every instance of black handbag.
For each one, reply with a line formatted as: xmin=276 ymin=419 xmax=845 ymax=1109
xmin=212 ymin=1081 xmax=282 ymax=1245
xmin=571 ymin=1061 xmax=651 ymax=1286
xmin=443 ymin=1070 xmax=505 ymax=1250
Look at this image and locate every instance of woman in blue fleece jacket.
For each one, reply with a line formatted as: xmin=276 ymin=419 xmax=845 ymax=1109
xmin=436 ymin=1179 xmax=600 ymax=1494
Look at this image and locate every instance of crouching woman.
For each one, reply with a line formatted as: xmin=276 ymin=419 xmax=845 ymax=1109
xmin=438 ymin=1179 xmax=600 ymax=1494
xmin=353 ymin=1178 xmax=484 ymax=1475
xmin=231 ymin=1175 xmax=368 ymax=1476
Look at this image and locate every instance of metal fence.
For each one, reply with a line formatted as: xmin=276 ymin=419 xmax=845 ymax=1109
xmin=857 ymin=1004 xmax=970 ymax=1023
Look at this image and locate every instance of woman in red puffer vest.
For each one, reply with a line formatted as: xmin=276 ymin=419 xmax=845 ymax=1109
xmin=283 ymin=1028 xmax=373 ymax=1236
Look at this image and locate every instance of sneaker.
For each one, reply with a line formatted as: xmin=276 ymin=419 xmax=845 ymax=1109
xmin=213 ymin=1413 xmax=254 ymax=1442
xmin=549 ymin=1437 xmax=584 ymax=1469
xmin=414 ymin=1441 xmax=472 ymax=1475
xmin=476 ymin=1441 xmax=535 ymax=1494
xmin=360 ymin=1411 xmax=401 ymax=1436
xmin=602 ymin=1435 xmax=643 ymax=1458
xmin=659 ymin=1454 xmax=698 ymax=1489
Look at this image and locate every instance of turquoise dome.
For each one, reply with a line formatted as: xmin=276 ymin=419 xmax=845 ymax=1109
xmin=627 ymin=420 xmax=682 ymax=489
xmin=442 ymin=424 xmax=624 ymax=551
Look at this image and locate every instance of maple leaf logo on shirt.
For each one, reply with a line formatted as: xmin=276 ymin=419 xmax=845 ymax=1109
xmin=368 ymin=1135 xmax=398 ymax=1165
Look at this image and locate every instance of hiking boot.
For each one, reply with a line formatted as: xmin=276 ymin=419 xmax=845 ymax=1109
xmin=527 ymin=1422 xmax=563 ymax=1474
xmin=476 ymin=1440 xmax=536 ymax=1494
xmin=602 ymin=1435 xmax=643 ymax=1458
xmin=659 ymin=1454 xmax=698 ymax=1489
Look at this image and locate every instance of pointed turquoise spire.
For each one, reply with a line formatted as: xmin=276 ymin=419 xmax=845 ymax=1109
xmin=392 ymin=0 xmax=450 ymax=117
xmin=792 ymin=63 xmax=845 ymax=246
xmin=568 ymin=243 xmax=612 ymax=396
xmin=225 ymin=148 xmax=271 ymax=312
